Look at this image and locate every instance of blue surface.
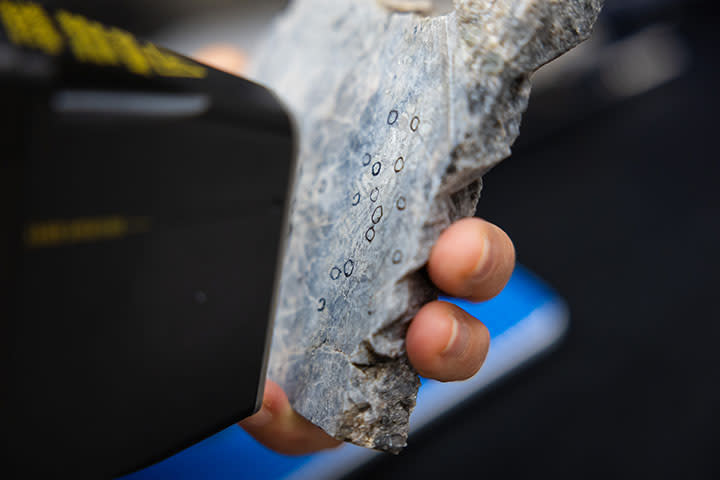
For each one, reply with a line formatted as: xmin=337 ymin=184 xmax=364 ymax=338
xmin=446 ymin=264 xmax=556 ymax=339
xmin=125 ymin=265 xmax=557 ymax=480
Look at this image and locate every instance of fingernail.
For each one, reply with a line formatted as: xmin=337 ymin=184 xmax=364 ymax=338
xmin=470 ymin=234 xmax=493 ymax=282
xmin=241 ymin=406 xmax=273 ymax=429
xmin=442 ymin=312 xmax=471 ymax=358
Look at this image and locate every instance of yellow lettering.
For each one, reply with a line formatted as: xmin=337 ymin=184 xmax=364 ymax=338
xmin=24 ymin=216 xmax=150 ymax=248
xmin=107 ymin=27 xmax=151 ymax=75
xmin=54 ymin=9 xmax=205 ymax=78
xmin=1 ymin=2 xmax=206 ymax=78
xmin=55 ymin=10 xmax=116 ymax=65
xmin=0 ymin=1 xmax=63 ymax=55
xmin=142 ymin=43 xmax=207 ymax=79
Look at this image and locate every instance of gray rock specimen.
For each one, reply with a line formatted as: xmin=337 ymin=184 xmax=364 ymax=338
xmin=252 ymin=0 xmax=603 ymax=453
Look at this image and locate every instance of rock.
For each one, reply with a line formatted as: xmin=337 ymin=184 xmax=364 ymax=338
xmin=252 ymin=0 xmax=603 ymax=453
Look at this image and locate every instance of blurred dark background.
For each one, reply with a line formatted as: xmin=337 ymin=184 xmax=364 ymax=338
xmin=36 ymin=0 xmax=720 ymax=478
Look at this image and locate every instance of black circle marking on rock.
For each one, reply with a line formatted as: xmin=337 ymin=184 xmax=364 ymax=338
xmin=410 ymin=116 xmax=420 ymax=132
xmin=365 ymin=226 xmax=376 ymax=243
xmin=370 ymin=188 xmax=380 ymax=203
xmin=362 ymin=153 xmax=372 ymax=166
xmin=396 ymin=197 xmax=407 ymax=211
xmin=372 ymin=206 xmax=384 ymax=225
xmin=318 ymin=298 xmax=326 ymax=312
xmin=372 ymin=162 xmax=382 ymax=176
xmin=344 ymin=259 xmax=355 ymax=278
xmin=387 ymin=110 xmax=399 ymax=125
xmin=392 ymin=250 xmax=403 ymax=264
xmin=352 ymin=192 xmax=361 ymax=206
xmin=394 ymin=156 xmax=405 ymax=173
xmin=330 ymin=267 xmax=342 ymax=280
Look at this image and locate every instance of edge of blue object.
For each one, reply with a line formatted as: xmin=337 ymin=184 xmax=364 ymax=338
xmin=125 ymin=265 xmax=567 ymax=480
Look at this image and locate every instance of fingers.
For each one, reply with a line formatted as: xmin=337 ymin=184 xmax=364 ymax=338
xmin=239 ymin=380 xmax=342 ymax=455
xmin=193 ymin=44 xmax=248 ymax=76
xmin=406 ymin=301 xmax=490 ymax=382
xmin=428 ymin=218 xmax=515 ymax=303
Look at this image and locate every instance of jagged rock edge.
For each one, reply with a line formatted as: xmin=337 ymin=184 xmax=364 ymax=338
xmin=332 ymin=0 xmax=603 ymax=451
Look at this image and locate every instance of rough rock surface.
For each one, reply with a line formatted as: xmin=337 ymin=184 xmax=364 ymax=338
xmin=252 ymin=0 xmax=603 ymax=453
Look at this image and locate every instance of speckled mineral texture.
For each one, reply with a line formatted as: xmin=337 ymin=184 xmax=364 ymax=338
xmin=252 ymin=0 xmax=603 ymax=453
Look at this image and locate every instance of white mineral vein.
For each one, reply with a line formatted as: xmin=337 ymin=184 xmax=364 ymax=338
xmin=252 ymin=0 xmax=603 ymax=453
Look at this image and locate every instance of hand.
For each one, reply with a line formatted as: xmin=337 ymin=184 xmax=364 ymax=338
xmin=240 ymin=218 xmax=515 ymax=454
xmin=193 ymin=46 xmax=516 ymax=456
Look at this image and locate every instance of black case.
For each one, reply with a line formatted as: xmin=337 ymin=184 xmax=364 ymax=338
xmin=0 ymin=3 xmax=294 ymax=476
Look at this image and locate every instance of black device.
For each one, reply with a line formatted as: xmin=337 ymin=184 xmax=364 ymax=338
xmin=0 ymin=2 xmax=294 ymax=476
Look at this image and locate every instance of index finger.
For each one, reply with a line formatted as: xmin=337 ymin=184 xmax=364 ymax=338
xmin=427 ymin=218 xmax=516 ymax=303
